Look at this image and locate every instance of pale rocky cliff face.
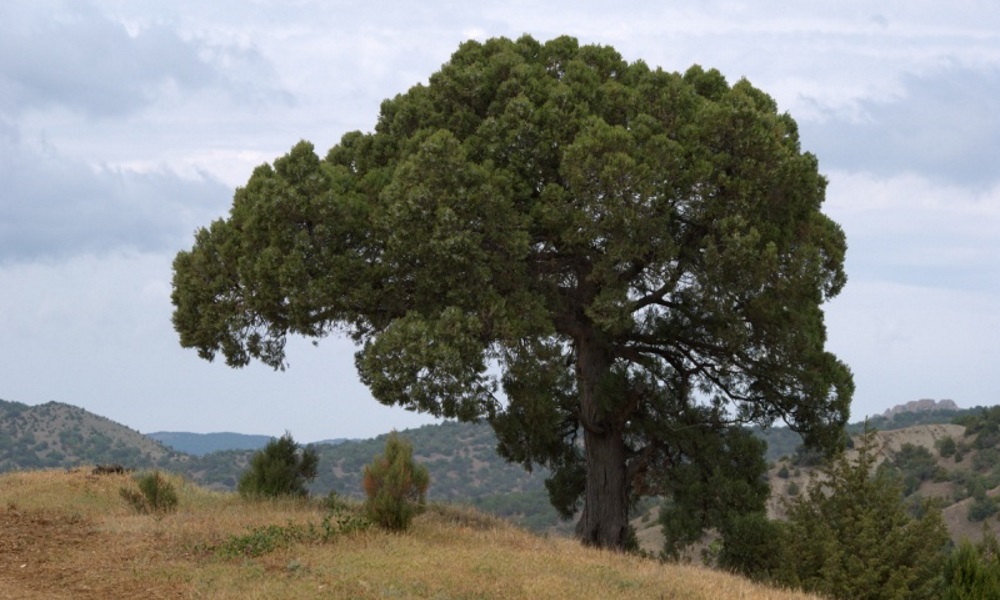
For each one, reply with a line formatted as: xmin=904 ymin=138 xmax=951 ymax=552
xmin=881 ymin=398 xmax=959 ymax=418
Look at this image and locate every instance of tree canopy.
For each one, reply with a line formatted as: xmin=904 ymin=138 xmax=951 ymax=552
xmin=172 ymin=35 xmax=853 ymax=550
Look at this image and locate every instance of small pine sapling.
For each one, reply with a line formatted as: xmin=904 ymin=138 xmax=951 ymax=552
xmin=362 ymin=432 xmax=430 ymax=531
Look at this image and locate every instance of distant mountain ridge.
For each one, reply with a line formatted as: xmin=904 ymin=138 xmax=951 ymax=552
xmin=147 ymin=431 xmax=353 ymax=456
xmin=147 ymin=431 xmax=276 ymax=456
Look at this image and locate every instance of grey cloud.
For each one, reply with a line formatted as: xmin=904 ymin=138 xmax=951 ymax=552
xmin=0 ymin=1 xmax=291 ymax=118
xmin=0 ymin=2 xmax=215 ymax=117
xmin=0 ymin=133 xmax=231 ymax=263
xmin=801 ymin=65 xmax=1000 ymax=186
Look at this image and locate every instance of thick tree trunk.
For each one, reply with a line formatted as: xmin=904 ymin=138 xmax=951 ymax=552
xmin=574 ymin=329 xmax=630 ymax=550
xmin=576 ymin=424 xmax=630 ymax=549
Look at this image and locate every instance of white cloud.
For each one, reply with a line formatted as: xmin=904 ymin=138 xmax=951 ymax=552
xmin=0 ymin=1 xmax=218 ymax=118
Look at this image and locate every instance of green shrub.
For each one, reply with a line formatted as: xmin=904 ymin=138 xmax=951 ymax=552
xmin=218 ymin=523 xmax=307 ymax=558
xmin=967 ymin=496 xmax=998 ymax=522
xmin=120 ymin=471 xmax=179 ymax=514
xmin=943 ymin=540 xmax=1000 ymax=599
xmin=717 ymin=512 xmax=784 ymax=580
xmin=775 ymin=425 xmax=949 ymax=600
xmin=933 ymin=466 xmax=952 ymax=483
xmin=214 ymin=505 xmax=370 ymax=558
xmin=973 ymin=448 xmax=1000 ymax=473
xmin=362 ymin=432 xmax=430 ymax=531
xmin=238 ymin=432 xmax=318 ymax=499
xmin=777 ymin=465 xmax=790 ymax=479
xmin=938 ymin=436 xmax=958 ymax=458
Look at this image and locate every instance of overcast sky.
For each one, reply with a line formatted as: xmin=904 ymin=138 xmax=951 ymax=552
xmin=1 ymin=1 xmax=998 ymax=442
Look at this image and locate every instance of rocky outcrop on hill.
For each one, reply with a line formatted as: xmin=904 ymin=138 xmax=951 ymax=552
xmin=881 ymin=398 xmax=959 ymax=419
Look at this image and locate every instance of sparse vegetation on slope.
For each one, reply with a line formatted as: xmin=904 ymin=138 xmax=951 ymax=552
xmin=0 ymin=398 xmax=178 ymax=470
xmin=0 ymin=469 xmax=822 ymax=599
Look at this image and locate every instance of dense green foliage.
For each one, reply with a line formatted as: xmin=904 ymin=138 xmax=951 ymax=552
xmin=774 ymin=427 xmax=949 ymax=599
xmin=658 ymin=425 xmax=770 ymax=557
xmin=171 ymin=35 xmax=853 ymax=549
xmin=716 ymin=511 xmax=785 ymax=580
xmin=362 ymin=432 xmax=430 ymax=531
xmin=238 ymin=432 xmax=319 ymax=498
xmin=943 ymin=533 xmax=1000 ymax=599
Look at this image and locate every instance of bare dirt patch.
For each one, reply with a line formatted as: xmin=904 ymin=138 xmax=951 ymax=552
xmin=0 ymin=504 xmax=187 ymax=599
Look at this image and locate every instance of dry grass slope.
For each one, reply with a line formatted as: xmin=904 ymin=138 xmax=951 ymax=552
xmin=0 ymin=469 xmax=821 ymax=599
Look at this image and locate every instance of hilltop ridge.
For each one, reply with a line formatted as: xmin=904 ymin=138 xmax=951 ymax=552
xmin=0 ymin=398 xmax=176 ymax=470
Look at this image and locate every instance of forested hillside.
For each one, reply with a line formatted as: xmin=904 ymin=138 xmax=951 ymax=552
xmin=147 ymin=431 xmax=275 ymax=456
xmin=0 ymin=399 xmax=177 ymax=470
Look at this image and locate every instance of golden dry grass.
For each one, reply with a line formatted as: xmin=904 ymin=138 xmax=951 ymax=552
xmin=0 ymin=469 xmax=821 ymax=599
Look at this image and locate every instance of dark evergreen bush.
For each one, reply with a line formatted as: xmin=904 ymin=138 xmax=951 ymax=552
xmin=775 ymin=426 xmax=949 ymax=600
xmin=967 ymin=495 xmax=998 ymax=523
xmin=238 ymin=432 xmax=318 ymax=498
xmin=717 ymin=512 xmax=784 ymax=580
xmin=938 ymin=436 xmax=958 ymax=458
xmin=943 ymin=540 xmax=1000 ymax=599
